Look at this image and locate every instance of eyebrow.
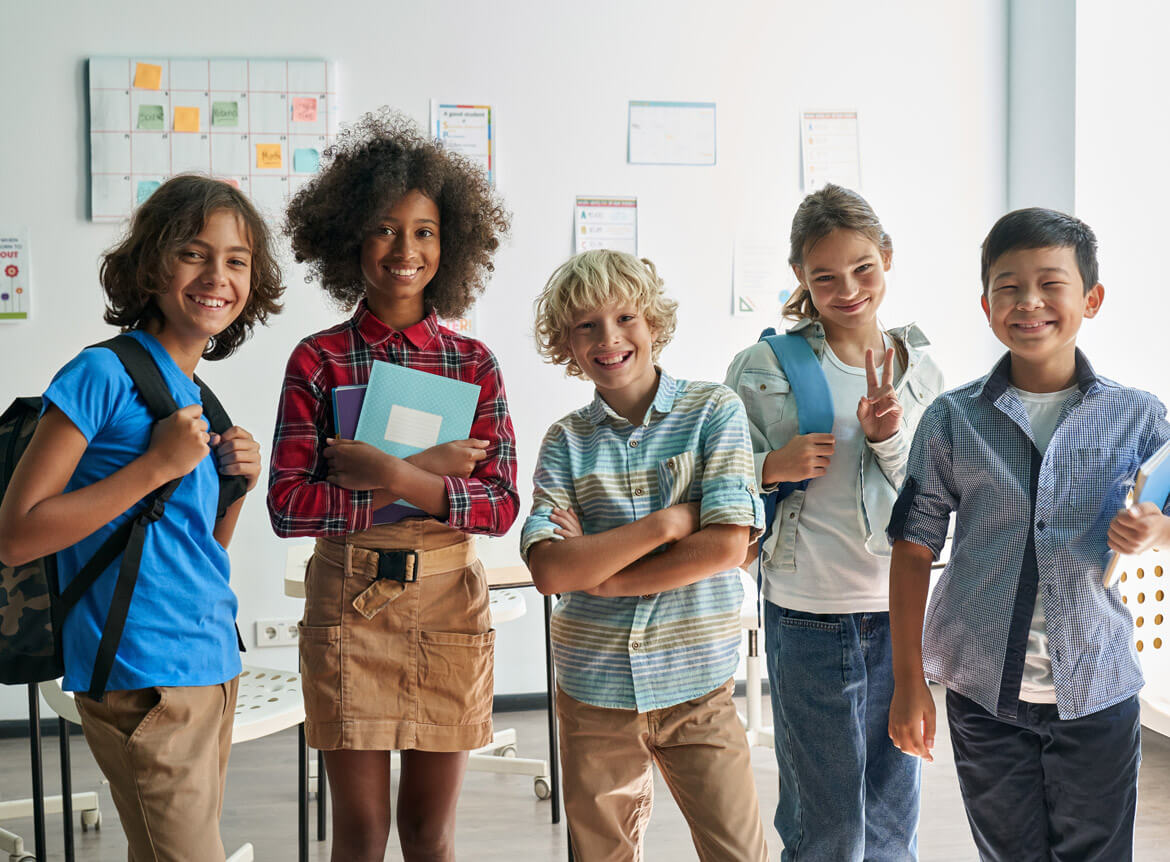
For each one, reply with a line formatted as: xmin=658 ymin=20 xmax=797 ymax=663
xmin=808 ymin=254 xmax=875 ymax=275
xmin=992 ymin=266 xmax=1070 ymax=283
xmin=185 ymin=239 xmax=252 ymax=254
xmin=379 ymin=217 xmax=440 ymax=226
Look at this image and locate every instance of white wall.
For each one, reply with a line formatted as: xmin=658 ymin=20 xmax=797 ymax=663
xmin=1075 ymin=0 xmax=1170 ymax=401
xmin=0 ymin=0 xmax=1007 ymax=720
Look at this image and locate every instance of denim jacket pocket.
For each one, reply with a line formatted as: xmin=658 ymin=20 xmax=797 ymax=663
xmin=658 ymin=451 xmax=697 ymax=507
xmin=737 ymin=369 xmax=794 ymax=437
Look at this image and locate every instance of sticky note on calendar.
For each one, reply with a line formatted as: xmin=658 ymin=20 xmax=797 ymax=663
xmin=173 ymin=106 xmax=199 ymax=132
xmin=212 ymin=101 xmax=238 ymax=127
xmin=137 ymin=105 xmax=164 ymax=130
xmin=136 ymin=181 xmax=161 ymax=204
xmin=292 ymin=97 xmax=318 ymax=122
xmin=133 ymin=62 xmax=162 ymax=90
xmin=293 ymin=148 xmax=319 ymax=173
xmin=256 ymin=143 xmax=282 ymax=169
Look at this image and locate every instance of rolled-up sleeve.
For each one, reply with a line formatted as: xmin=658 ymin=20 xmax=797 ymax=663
xmin=887 ymin=400 xmax=957 ymax=558
xmin=519 ymin=426 xmax=577 ymax=563
xmin=698 ymin=387 xmax=765 ymax=537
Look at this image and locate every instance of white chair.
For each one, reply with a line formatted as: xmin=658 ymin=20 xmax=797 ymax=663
xmin=1113 ymin=549 xmax=1170 ymax=738
xmin=737 ymin=567 xmax=774 ymax=748
xmin=283 ymin=545 xmax=553 ymax=800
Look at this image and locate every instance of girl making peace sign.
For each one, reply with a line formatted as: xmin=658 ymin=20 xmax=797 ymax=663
xmin=725 ymin=185 xmax=944 ymax=861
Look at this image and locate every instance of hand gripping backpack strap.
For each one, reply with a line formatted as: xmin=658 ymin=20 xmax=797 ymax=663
xmin=755 ymin=328 xmax=834 ymax=623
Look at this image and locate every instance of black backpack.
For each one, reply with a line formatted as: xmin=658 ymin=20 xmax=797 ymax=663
xmin=0 ymin=334 xmax=246 ymax=699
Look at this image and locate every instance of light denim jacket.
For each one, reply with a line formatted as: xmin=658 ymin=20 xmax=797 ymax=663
xmin=724 ymin=317 xmax=944 ymax=571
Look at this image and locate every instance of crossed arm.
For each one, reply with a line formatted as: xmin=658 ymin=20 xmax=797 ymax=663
xmin=526 ymin=503 xmax=749 ymax=597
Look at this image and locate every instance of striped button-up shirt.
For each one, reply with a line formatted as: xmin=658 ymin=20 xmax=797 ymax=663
xmin=267 ymin=301 xmax=518 ymax=538
xmin=520 ymin=370 xmax=764 ymax=712
xmin=890 ymin=351 xmax=1170 ymax=720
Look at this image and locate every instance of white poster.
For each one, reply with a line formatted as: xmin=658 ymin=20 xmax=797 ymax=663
xmin=574 ymin=197 xmax=638 ymax=255
xmin=800 ymin=110 xmax=861 ymax=192
xmin=628 ymin=101 xmax=716 ymax=166
xmin=733 ymin=237 xmax=789 ymax=318
xmin=431 ymin=102 xmax=493 ymax=184
xmin=0 ymin=227 xmax=31 ymax=322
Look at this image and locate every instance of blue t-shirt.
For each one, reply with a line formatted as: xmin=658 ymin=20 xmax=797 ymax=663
xmin=43 ymin=330 xmax=241 ymax=692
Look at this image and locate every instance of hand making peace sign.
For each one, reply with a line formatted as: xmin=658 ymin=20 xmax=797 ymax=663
xmin=856 ymin=347 xmax=903 ymax=443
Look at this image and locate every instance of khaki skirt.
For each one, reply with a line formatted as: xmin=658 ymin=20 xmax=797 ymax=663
xmin=298 ymin=519 xmax=494 ymax=752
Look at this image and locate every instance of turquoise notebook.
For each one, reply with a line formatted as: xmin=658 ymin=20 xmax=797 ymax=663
xmin=354 ymin=361 xmax=482 ymax=461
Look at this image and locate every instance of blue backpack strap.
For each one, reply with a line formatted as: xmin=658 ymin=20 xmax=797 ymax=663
xmin=754 ymin=328 xmax=833 ymax=621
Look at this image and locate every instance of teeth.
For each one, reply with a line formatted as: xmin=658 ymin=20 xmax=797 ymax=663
xmin=192 ymin=296 xmax=226 ymax=308
xmin=1016 ymin=321 xmax=1047 ymax=330
xmin=597 ymin=354 xmax=627 ymax=366
xmin=388 ymin=267 xmax=419 ymax=276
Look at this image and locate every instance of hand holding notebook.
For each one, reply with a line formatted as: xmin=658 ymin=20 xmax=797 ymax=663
xmin=1103 ymin=439 xmax=1170 ymax=588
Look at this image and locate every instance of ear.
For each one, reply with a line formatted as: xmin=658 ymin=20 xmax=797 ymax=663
xmin=791 ymin=264 xmax=806 ymax=288
xmin=1083 ymin=282 xmax=1105 ymax=318
xmin=980 ymin=292 xmax=991 ymax=323
xmin=881 ymin=248 xmax=893 ymax=272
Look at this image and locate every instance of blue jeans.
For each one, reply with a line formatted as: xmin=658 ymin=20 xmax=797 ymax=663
xmin=765 ymin=602 xmax=920 ymax=861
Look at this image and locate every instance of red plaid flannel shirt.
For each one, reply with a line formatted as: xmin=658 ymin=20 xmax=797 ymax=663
xmin=267 ymin=301 xmax=519 ymax=537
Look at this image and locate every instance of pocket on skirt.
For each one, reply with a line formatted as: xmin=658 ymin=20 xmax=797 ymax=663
xmin=298 ymin=623 xmax=342 ymax=721
xmin=417 ymin=628 xmax=496 ymax=727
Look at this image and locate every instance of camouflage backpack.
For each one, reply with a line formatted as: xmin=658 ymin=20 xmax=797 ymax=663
xmin=0 ymin=334 xmax=245 ymax=697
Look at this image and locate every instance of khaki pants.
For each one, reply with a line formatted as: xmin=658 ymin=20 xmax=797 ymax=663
xmin=75 ymin=678 xmax=239 ymax=862
xmin=557 ymin=679 xmax=769 ymax=862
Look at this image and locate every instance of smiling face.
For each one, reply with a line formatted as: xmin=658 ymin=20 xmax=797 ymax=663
xmin=794 ymin=228 xmax=890 ymax=337
xmin=568 ymin=300 xmax=659 ymax=412
xmin=982 ymin=245 xmax=1103 ymax=375
xmin=154 ymin=208 xmax=252 ymax=352
xmin=360 ymin=189 xmax=440 ymax=327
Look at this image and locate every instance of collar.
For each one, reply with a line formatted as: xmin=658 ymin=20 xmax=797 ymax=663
xmin=977 ymin=348 xmax=1098 ymax=401
xmin=785 ymin=317 xmax=931 ymax=359
xmin=353 ymin=299 xmax=441 ymax=350
xmin=585 ymin=367 xmax=680 ymax=427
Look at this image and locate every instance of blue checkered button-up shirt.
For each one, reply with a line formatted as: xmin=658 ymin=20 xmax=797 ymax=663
xmin=890 ymin=350 xmax=1170 ymax=720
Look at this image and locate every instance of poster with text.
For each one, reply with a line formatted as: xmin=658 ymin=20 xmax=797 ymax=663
xmin=574 ymin=197 xmax=638 ymax=255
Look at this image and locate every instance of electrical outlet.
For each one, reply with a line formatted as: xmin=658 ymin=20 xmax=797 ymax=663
xmin=255 ymin=618 xmax=299 ymax=647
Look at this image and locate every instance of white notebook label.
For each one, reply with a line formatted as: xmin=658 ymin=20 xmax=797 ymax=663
xmin=384 ymin=405 xmax=443 ymax=449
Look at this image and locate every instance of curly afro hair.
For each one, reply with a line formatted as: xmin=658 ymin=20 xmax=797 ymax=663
xmin=285 ymin=108 xmax=510 ymax=317
xmin=100 ymin=174 xmax=284 ymax=361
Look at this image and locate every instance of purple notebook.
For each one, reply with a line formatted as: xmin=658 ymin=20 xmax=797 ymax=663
xmin=332 ymin=385 xmax=420 ymax=525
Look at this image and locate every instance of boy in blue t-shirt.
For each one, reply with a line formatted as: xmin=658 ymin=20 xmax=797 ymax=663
xmin=887 ymin=207 xmax=1170 ymax=861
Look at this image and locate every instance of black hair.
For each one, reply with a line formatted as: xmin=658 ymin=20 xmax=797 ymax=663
xmin=980 ymin=207 xmax=1098 ymax=294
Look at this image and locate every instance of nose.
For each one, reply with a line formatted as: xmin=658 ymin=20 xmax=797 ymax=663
xmin=391 ymin=230 xmax=417 ymax=258
xmin=203 ymin=256 xmax=229 ymax=285
xmin=1015 ymin=283 xmax=1044 ymax=309
xmin=597 ymin=320 xmax=622 ymax=344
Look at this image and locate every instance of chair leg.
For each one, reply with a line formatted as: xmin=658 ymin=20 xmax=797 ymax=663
xmin=316 ymin=748 xmax=327 ymax=841
xmin=28 ymin=683 xmax=46 ymax=862
xmin=543 ymin=594 xmax=561 ymax=826
xmin=298 ymin=724 xmax=309 ymax=862
xmin=59 ymin=717 xmax=74 ymax=862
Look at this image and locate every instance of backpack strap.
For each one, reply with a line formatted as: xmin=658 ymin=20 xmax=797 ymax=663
xmin=194 ymin=375 xmax=248 ymax=517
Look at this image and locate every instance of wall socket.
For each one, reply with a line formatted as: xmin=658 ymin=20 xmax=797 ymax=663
xmin=255 ymin=618 xmax=299 ymax=647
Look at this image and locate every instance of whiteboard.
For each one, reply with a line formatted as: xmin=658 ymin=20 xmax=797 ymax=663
xmin=88 ymin=57 xmax=339 ymax=223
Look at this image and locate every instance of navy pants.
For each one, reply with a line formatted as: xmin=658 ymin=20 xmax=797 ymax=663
xmin=946 ymin=689 xmax=1140 ymax=862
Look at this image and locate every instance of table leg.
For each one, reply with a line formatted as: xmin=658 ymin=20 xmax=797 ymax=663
xmin=543 ymin=594 xmax=561 ymax=827
xmin=298 ymin=724 xmax=308 ymax=862
xmin=59 ymin=717 xmax=74 ymax=862
xmin=316 ymin=748 xmax=327 ymax=841
xmin=28 ymin=683 xmax=46 ymax=862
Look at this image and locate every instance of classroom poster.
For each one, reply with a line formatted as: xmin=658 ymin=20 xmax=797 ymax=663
xmin=574 ymin=197 xmax=638 ymax=255
xmin=431 ymin=102 xmax=493 ymax=184
xmin=800 ymin=110 xmax=861 ymax=191
xmin=0 ymin=228 xmax=31 ymax=322
xmin=732 ymin=236 xmax=789 ymax=318
xmin=627 ymin=101 xmax=716 ymax=166
xmin=88 ymin=57 xmax=339 ymax=223
xmin=439 ymin=308 xmax=477 ymax=338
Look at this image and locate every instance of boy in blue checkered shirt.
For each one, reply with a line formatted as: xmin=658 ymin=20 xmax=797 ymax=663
xmin=887 ymin=208 xmax=1170 ymax=861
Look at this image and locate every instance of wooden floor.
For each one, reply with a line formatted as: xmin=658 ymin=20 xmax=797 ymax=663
xmin=3 ymin=686 xmax=1170 ymax=860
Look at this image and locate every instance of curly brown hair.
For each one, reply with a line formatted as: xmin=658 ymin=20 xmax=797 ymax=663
xmin=100 ymin=174 xmax=284 ymax=360
xmin=284 ymin=108 xmax=510 ymax=317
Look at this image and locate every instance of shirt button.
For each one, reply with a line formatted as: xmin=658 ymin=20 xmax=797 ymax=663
xmin=789 ymin=512 xmax=796 ymax=519
xmin=1036 ymin=521 xmax=1046 ymax=531
xmin=748 ymin=485 xmax=756 ymax=494
xmin=391 ymin=332 xmax=401 ymax=339
xmin=631 ymin=641 xmax=641 ymax=650
xmin=1053 ymin=650 xmax=1061 ymax=662
xmin=634 ymin=488 xmax=644 ymax=496
xmin=759 ymin=384 xmax=767 ymax=391
xmin=630 ymin=439 xmax=638 ymax=448
xmin=641 ymin=594 xmax=654 ymax=599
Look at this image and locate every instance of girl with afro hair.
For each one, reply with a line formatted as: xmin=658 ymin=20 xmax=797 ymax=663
xmin=267 ymin=109 xmax=517 ymax=862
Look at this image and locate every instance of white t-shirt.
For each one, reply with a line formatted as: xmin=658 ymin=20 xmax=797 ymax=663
xmin=772 ymin=336 xmax=902 ymax=613
xmin=1014 ymin=384 xmax=1077 ymax=704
